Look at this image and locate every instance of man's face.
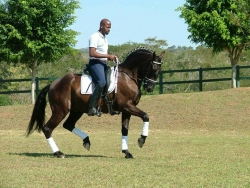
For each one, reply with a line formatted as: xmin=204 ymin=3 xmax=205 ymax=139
xmin=101 ymin=21 xmax=111 ymax=35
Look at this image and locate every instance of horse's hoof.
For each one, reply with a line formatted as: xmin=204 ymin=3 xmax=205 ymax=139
xmin=83 ymin=142 xmax=90 ymax=151
xmin=138 ymin=137 xmax=146 ymax=148
xmin=83 ymin=137 xmax=91 ymax=151
xmin=53 ymin=151 xmax=66 ymax=158
xmin=122 ymin=150 xmax=133 ymax=159
xmin=125 ymin=152 xmax=133 ymax=159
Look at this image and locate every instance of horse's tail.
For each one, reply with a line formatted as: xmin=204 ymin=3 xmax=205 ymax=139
xmin=26 ymin=84 xmax=51 ymax=137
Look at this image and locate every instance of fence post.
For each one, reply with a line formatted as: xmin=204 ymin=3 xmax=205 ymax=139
xmin=35 ymin=77 xmax=39 ymax=98
xmin=199 ymin=68 xmax=203 ymax=91
xmin=236 ymin=65 xmax=240 ymax=88
xmin=159 ymin=72 xmax=163 ymax=94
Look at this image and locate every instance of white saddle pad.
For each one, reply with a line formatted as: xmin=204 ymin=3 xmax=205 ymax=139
xmin=80 ymin=74 xmax=94 ymax=94
xmin=80 ymin=66 xmax=118 ymax=94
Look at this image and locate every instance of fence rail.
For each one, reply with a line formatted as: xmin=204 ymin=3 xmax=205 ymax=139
xmin=0 ymin=77 xmax=56 ymax=96
xmin=0 ymin=65 xmax=250 ymax=95
xmin=157 ymin=65 xmax=250 ymax=94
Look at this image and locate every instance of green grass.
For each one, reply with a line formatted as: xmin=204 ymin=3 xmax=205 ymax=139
xmin=1 ymin=88 xmax=250 ymax=187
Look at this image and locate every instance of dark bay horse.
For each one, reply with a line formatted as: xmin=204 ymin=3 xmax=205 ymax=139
xmin=26 ymin=48 xmax=165 ymax=158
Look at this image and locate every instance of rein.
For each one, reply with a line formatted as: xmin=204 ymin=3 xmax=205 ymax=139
xmin=118 ymin=68 xmax=140 ymax=84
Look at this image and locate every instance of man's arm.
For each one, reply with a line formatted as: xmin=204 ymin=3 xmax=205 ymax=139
xmin=89 ymin=47 xmax=116 ymax=61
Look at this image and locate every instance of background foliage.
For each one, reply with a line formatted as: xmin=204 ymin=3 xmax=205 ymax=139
xmin=0 ymin=0 xmax=81 ymax=103
xmin=1 ymin=0 xmax=250 ymax=105
xmin=1 ymin=40 xmax=250 ymax=104
xmin=177 ymin=0 xmax=250 ymax=88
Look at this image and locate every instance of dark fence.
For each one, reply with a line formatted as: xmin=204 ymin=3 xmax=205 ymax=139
xmin=157 ymin=65 xmax=250 ymax=94
xmin=0 ymin=77 xmax=57 ymax=96
xmin=0 ymin=65 xmax=250 ymax=95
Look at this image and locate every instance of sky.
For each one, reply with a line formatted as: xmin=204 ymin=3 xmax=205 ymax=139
xmin=70 ymin=0 xmax=198 ymax=49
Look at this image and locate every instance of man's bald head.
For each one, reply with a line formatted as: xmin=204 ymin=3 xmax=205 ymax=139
xmin=100 ymin=19 xmax=111 ymax=26
xmin=99 ymin=19 xmax=111 ymax=36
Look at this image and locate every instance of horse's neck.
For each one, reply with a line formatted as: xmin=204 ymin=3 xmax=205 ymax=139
xmin=119 ymin=65 xmax=138 ymax=78
xmin=120 ymin=53 xmax=152 ymax=75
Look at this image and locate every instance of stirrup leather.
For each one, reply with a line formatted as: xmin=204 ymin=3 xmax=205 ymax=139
xmin=105 ymin=95 xmax=120 ymax=115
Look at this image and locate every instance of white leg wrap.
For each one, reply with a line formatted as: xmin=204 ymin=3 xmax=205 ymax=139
xmin=47 ymin=137 xmax=59 ymax=153
xmin=122 ymin=136 xmax=128 ymax=150
xmin=142 ymin=122 xmax=149 ymax=136
xmin=72 ymin=128 xmax=88 ymax=140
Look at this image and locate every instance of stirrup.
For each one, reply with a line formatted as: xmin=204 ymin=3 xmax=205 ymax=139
xmin=96 ymin=110 xmax=102 ymax=117
xmin=110 ymin=110 xmax=120 ymax=115
xmin=88 ymin=107 xmax=102 ymax=117
xmin=105 ymin=96 xmax=120 ymax=116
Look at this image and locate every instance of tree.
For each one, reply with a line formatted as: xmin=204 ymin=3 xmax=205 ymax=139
xmin=177 ymin=0 xmax=250 ymax=88
xmin=0 ymin=0 xmax=80 ymax=103
xmin=144 ymin=37 xmax=168 ymax=50
xmin=109 ymin=38 xmax=168 ymax=62
xmin=37 ymin=49 xmax=86 ymax=78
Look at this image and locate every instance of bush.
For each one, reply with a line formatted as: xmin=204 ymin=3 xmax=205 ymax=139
xmin=0 ymin=95 xmax=12 ymax=106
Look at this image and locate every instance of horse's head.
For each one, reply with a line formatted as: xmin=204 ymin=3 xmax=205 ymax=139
xmin=143 ymin=51 xmax=165 ymax=92
xmin=120 ymin=48 xmax=165 ymax=92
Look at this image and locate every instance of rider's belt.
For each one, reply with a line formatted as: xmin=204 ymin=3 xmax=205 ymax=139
xmin=90 ymin=59 xmax=107 ymax=63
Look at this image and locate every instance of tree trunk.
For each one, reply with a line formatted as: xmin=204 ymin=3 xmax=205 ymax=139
xmin=231 ymin=65 xmax=237 ymax=88
xmin=31 ymin=61 xmax=37 ymax=104
xmin=226 ymin=46 xmax=244 ymax=88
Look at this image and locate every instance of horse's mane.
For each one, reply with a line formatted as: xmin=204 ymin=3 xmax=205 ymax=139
xmin=123 ymin=47 xmax=154 ymax=62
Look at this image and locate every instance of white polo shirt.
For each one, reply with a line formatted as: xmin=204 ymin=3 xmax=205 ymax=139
xmin=89 ymin=31 xmax=108 ymax=61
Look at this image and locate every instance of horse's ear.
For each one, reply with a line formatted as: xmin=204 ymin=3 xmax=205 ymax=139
xmin=160 ymin=51 xmax=165 ymax=58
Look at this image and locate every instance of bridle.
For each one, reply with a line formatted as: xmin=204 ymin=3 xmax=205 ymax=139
xmin=142 ymin=60 xmax=162 ymax=84
xmin=115 ymin=55 xmax=162 ymax=85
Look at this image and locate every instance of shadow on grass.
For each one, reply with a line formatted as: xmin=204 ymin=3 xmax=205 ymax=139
xmin=8 ymin=152 xmax=109 ymax=158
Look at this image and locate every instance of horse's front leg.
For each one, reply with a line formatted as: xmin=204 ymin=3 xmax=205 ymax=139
xmin=137 ymin=115 xmax=148 ymax=148
xmin=124 ymin=103 xmax=149 ymax=148
xmin=121 ymin=112 xmax=133 ymax=159
xmin=121 ymin=102 xmax=149 ymax=157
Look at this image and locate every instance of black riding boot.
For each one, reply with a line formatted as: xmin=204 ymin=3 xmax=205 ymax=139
xmin=88 ymin=84 xmax=103 ymax=117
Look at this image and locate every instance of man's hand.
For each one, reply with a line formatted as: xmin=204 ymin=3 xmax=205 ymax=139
xmin=107 ymin=54 xmax=117 ymax=61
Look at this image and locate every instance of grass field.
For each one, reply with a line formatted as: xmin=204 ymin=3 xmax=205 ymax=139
xmin=1 ymin=88 xmax=250 ymax=187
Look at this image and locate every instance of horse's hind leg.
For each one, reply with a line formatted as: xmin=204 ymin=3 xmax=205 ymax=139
xmin=63 ymin=112 xmax=91 ymax=151
xmin=42 ymin=113 xmax=67 ymax=158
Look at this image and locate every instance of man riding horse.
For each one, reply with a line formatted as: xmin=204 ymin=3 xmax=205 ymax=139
xmin=26 ymin=18 xmax=165 ymax=159
xmin=87 ymin=19 xmax=117 ymax=116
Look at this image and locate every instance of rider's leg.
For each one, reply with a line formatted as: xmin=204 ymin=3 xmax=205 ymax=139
xmin=88 ymin=61 xmax=107 ymax=116
xmin=88 ymin=83 xmax=103 ymax=116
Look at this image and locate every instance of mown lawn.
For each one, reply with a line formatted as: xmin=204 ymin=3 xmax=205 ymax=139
xmin=1 ymin=88 xmax=250 ymax=187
